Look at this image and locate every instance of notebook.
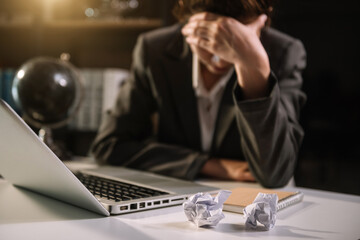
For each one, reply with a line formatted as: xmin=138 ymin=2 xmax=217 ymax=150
xmin=223 ymin=187 xmax=304 ymax=214
xmin=0 ymin=100 xmax=219 ymax=216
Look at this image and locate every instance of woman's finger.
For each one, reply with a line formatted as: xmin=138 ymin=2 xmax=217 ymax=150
xmin=188 ymin=11 xmax=219 ymax=22
xmin=185 ymin=35 xmax=212 ymax=51
xmin=246 ymin=14 xmax=267 ymax=34
xmin=182 ymin=20 xmax=218 ymax=35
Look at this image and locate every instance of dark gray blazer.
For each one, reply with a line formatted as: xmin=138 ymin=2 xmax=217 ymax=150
xmin=90 ymin=24 xmax=307 ymax=188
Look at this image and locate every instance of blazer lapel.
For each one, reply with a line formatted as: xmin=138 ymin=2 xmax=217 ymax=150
xmin=212 ymin=74 xmax=237 ymax=152
xmin=164 ymin=25 xmax=201 ymax=150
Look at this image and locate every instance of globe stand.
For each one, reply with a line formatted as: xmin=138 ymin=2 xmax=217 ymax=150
xmin=38 ymin=127 xmax=71 ymax=160
xmin=11 ymin=55 xmax=83 ymax=161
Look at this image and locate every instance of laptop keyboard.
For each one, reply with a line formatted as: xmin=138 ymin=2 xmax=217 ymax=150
xmin=75 ymin=172 xmax=168 ymax=202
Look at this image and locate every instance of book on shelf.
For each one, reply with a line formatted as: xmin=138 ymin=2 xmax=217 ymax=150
xmin=0 ymin=68 xmax=2 ymax=100
xmin=69 ymin=68 xmax=129 ymax=131
xmin=102 ymin=68 xmax=129 ymax=114
xmin=223 ymin=187 xmax=304 ymax=214
xmin=0 ymin=68 xmax=20 ymax=114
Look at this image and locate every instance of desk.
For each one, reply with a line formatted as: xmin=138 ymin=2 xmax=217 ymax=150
xmin=1 ymin=160 xmax=359 ymax=240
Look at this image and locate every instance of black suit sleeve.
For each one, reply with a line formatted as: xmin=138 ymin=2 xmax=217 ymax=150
xmin=90 ymin=35 xmax=209 ymax=180
xmin=233 ymin=39 xmax=307 ymax=188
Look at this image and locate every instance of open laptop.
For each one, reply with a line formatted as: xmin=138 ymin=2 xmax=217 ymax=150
xmin=0 ymin=100 xmax=219 ymax=216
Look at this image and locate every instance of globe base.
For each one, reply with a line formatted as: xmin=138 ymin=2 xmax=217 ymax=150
xmin=39 ymin=127 xmax=72 ymax=160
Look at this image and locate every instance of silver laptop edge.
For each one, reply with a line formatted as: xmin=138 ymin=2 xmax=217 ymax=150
xmin=0 ymin=100 xmax=109 ymax=216
xmin=0 ymin=100 xmax=219 ymax=216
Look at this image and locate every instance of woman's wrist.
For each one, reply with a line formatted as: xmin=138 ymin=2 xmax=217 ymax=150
xmin=235 ymin=62 xmax=270 ymax=99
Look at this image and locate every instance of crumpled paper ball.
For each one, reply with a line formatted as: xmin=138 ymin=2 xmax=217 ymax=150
xmin=183 ymin=190 xmax=231 ymax=227
xmin=243 ymin=193 xmax=278 ymax=230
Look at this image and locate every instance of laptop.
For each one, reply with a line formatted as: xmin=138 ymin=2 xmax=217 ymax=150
xmin=0 ymin=100 xmax=219 ymax=216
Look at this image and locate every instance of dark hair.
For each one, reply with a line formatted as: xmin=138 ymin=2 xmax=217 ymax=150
xmin=173 ymin=0 xmax=274 ymax=23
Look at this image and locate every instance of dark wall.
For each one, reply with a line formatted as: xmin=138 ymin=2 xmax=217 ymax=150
xmin=271 ymin=0 xmax=360 ymax=195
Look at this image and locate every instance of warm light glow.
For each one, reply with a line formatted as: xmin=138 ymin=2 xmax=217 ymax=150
xmin=85 ymin=8 xmax=95 ymax=18
xmin=129 ymin=0 xmax=139 ymax=9
xmin=54 ymin=73 xmax=68 ymax=87
xmin=16 ymin=70 xmax=25 ymax=79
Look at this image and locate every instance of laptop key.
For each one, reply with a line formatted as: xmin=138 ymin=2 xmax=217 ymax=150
xmin=75 ymin=172 xmax=168 ymax=202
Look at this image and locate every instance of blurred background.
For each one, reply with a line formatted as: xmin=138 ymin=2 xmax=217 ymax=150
xmin=1 ymin=0 xmax=359 ymax=195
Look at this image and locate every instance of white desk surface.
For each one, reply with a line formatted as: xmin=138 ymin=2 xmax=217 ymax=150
xmin=1 ymin=160 xmax=359 ymax=240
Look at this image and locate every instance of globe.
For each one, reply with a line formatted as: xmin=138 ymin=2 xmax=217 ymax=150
xmin=11 ymin=56 xmax=83 ymax=159
xmin=12 ymin=56 xmax=82 ymax=128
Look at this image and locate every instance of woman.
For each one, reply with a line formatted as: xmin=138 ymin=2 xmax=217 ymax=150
xmin=91 ymin=0 xmax=306 ymax=188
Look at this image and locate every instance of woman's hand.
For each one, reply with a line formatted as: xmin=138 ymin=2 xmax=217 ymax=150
xmin=201 ymin=158 xmax=256 ymax=182
xmin=182 ymin=12 xmax=271 ymax=99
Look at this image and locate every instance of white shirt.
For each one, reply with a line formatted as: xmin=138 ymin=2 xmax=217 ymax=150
xmin=192 ymin=54 xmax=234 ymax=152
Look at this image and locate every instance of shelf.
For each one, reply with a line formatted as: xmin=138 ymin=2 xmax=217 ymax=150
xmin=0 ymin=0 xmax=172 ymax=69
xmin=0 ymin=22 xmax=34 ymax=29
xmin=44 ymin=18 xmax=162 ymax=29
xmin=0 ymin=18 xmax=163 ymax=30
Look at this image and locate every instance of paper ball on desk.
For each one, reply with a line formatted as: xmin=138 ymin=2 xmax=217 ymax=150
xmin=183 ymin=190 xmax=231 ymax=228
xmin=243 ymin=193 xmax=278 ymax=230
